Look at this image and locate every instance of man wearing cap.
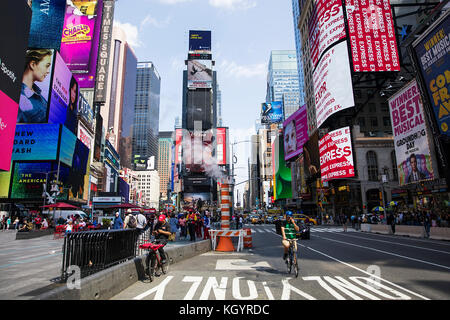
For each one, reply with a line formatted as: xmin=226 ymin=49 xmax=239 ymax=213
xmin=281 ymin=211 xmax=299 ymax=261
xmin=153 ymin=214 xmax=170 ymax=263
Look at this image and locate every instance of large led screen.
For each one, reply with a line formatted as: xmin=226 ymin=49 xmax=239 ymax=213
xmin=283 ymin=104 xmax=308 ymax=161
xmin=345 ymin=0 xmax=400 ymax=72
xmin=303 ymin=131 xmax=320 ymax=180
xmin=412 ymin=12 xmax=450 ymax=137
xmin=313 ymin=41 xmax=354 ymax=128
xmin=308 ymin=0 xmax=346 ymax=69
xmin=216 ymin=128 xmax=228 ymax=165
xmin=59 ymin=125 xmax=77 ymax=167
xmin=319 ymin=126 xmax=355 ymax=182
xmin=18 ymin=49 xmax=55 ymax=124
xmin=12 ymin=124 xmax=60 ymax=162
xmin=28 ymin=0 xmax=66 ymax=50
xmin=388 ymin=80 xmax=435 ymax=185
xmin=1 ymin=91 xmax=20 ymax=171
xmin=272 ymin=135 xmax=292 ymax=200
xmin=261 ymin=101 xmax=284 ymax=124
xmin=189 ymin=30 xmax=212 ymax=52
xmin=187 ymin=60 xmax=213 ymax=89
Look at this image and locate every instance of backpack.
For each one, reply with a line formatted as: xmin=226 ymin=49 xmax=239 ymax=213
xmin=127 ymin=215 xmax=137 ymax=228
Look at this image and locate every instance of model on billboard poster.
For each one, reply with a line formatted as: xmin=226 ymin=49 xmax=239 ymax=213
xmin=18 ymin=49 xmax=53 ymax=123
xmin=65 ymin=76 xmax=79 ymax=133
xmin=284 ymin=120 xmax=297 ymax=156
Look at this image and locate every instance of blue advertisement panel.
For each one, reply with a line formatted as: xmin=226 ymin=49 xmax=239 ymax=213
xmin=78 ymin=93 xmax=94 ymax=129
xmin=261 ymin=101 xmax=284 ymax=123
xmin=189 ymin=30 xmax=211 ymax=52
xmin=68 ymin=139 xmax=90 ymax=200
xmin=118 ymin=177 xmax=130 ymax=203
xmin=59 ymin=126 xmax=77 ymax=167
xmin=413 ymin=13 xmax=450 ymax=137
xmin=12 ymin=124 xmax=59 ymax=162
xmin=28 ymin=0 xmax=66 ymax=50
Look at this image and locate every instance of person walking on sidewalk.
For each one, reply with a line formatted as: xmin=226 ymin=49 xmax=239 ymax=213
xmin=188 ymin=211 xmax=197 ymax=241
xmin=169 ymin=213 xmax=178 ymax=241
xmin=203 ymin=213 xmax=211 ymax=240
xmin=342 ymin=215 xmax=348 ymax=232
xmin=178 ymin=214 xmax=187 ymax=240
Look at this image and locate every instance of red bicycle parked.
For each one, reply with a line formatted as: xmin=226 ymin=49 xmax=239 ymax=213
xmin=139 ymin=240 xmax=169 ymax=282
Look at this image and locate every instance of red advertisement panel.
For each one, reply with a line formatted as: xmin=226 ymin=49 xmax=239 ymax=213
xmin=216 ymin=128 xmax=227 ymax=165
xmin=319 ymin=126 xmax=355 ymax=182
xmin=345 ymin=0 xmax=400 ymax=72
xmin=308 ymin=0 xmax=346 ymax=69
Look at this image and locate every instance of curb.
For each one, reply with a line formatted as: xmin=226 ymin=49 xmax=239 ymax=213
xmin=32 ymin=240 xmax=211 ymax=300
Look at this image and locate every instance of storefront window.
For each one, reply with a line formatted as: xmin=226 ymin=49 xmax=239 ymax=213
xmin=367 ymin=151 xmax=378 ymax=181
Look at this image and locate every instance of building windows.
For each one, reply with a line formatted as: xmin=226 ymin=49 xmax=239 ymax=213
xmin=383 ymin=117 xmax=391 ymax=127
xmin=367 ymin=151 xmax=379 ymax=181
xmin=370 ymin=117 xmax=378 ymax=127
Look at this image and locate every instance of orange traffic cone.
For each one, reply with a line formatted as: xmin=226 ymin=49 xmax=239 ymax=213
xmin=215 ymin=236 xmax=235 ymax=252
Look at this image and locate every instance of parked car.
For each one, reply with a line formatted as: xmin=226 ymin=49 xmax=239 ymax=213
xmin=295 ymin=220 xmax=310 ymax=240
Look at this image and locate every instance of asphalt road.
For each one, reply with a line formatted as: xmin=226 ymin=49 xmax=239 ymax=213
xmin=111 ymin=224 xmax=450 ymax=301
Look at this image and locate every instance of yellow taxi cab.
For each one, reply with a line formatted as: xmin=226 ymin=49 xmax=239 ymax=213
xmin=250 ymin=214 xmax=262 ymax=224
xmin=293 ymin=214 xmax=317 ymax=226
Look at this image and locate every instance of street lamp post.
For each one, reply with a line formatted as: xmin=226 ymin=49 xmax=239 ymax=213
xmin=230 ymin=140 xmax=251 ymax=216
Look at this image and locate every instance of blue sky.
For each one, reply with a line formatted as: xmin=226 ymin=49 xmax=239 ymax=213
xmin=114 ymin=0 xmax=297 ymax=198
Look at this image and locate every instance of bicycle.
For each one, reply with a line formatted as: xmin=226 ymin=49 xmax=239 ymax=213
xmin=140 ymin=240 xmax=169 ymax=282
xmin=285 ymin=239 xmax=299 ymax=278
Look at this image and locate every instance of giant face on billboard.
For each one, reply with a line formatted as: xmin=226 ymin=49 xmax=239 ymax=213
xmin=283 ymin=105 xmax=308 ymax=161
xmin=345 ymin=0 xmax=400 ymax=72
xmin=412 ymin=12 xmax=450 ymax=137
xmin=319 ymin=126 xmax=355 ymax=182
xmin=28 ymin=0 xmax=66 ymax=50
xmin=187 ymin=60 xmax=213 ymax=89
xmin=18 ymin=49 xmax=55 ymax=124
xmin=261 ymin=101 xmax=284 ymax=124
xmin=389 ymin=80 xmax=434 ymax=185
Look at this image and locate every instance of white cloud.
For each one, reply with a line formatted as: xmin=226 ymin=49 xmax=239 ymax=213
xmin=208 ymin=0 xmax=257 ymax=10
xmin=158 ymin=0 xmax=193 ymax=4
xmin=140 ymin=14 xmax=172 ymax=29
xmin=114 ymin=21 xmax=143 ymax=48
xmin=218 ymin=60 xmax=266 ymax=79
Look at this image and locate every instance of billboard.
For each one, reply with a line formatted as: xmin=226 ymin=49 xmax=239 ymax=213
xmin=187 ymin=60 xmax=213 ymax=89
xmin=283 ymin=104 xmax=308 ymax=161
xmin=272 ymin=135 xmax=292 ymax=200
xmin=183 ymin=193 xmax=211 ymax=205
xmin=28 ymin=0 xmax=66 ymax=50
xmin=59 ymin=125 xmax=77 ymax=167
xmin=313 ymin=41 xmax=354 ymax=128
xmin=18 ymin=49 xmax=55 ymax=124
xmin=68 ymin=138 xmax=90 ymax=200
xmin=412 ymin=12 xmax=450 ymax=137
xmin=12 ymin=124 xmax=60 ymax=162
xmin=60 ymin=0 xmax=102 ymax=89
xmin=319 ymin=126 xmax=355 ymax=182
xmin=133 ymin=155 xmax=155 ymax=171
xmin=388 ymin=80 xmax=434 ymax=185
xmin=345 ymin=0 xmax=400 ymax=72
xmin=78 ymin=93 xmax=95 ymax=129
xmin=94 ymin=0 xmax=115 ymax=102
xmin=303 ymin=131 xmax=321 ymax=180
xmin=189 ymin=30 xmax=212 ymax=53
xmin=308 ymin=0 xmax=346 ymax=69
xmin=261 ymin=101 xmax=284 ymax=124
xmin=48 ymin=52 xmax=79 ymax=134
xmin=216 ymin=127 xmax=228 ymax=165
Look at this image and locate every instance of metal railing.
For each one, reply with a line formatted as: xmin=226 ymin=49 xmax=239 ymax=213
xmin=60 ymin=228 xmax=148 ymax=281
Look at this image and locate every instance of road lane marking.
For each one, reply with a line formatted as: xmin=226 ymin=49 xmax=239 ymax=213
xmin=281 ymin=278 xmax=316 ymax=300
xmin=232 ymin=277 xmax=258 ymax=300
xmin=331 ymin=232 xmax=450 ymax=255
xmin=133 ymin=276 xmax=174 ymax=300
xmin=216 ymin=259 xmax=272 ymax=271
xmin=316 ymin=235 xmax=450 ymax=271
xmin=305 ymin=246 xmax=430 ymax=300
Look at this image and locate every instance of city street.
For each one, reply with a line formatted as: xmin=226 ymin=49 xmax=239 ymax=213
xmin=111 ymin=225 xmax=450 ymax=300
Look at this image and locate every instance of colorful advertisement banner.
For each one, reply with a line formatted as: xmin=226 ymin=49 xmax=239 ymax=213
xmin=283 ymin=104 xmax=308 ymax=161
xmin=261 ymin=101 xmax=284 ymax=124
xmin=388 ymin=80 xmax=435 ymax=185
xmin=319 ymin=126 xmax=355 ymax=182
xmin=48 ymin=52 xmax=79 ymax=134
xmin=412 ymin=12 xmax=450 ymax=137
xmin=12 ymin=124 xmax=60 ymax=162
xmin=345 ymin=0 xmax=400 ymax=72
xmin=28 ymin=0 xmax=66 ymax=50
xmin=216 ymin=127 xmax=227 ymax=165
xmin=313 ymin=41 xmax=354 ymax=128
xmin=189 ymin=30 xmax=212 ymax=53
xmin=273 ymin=135 xmax=292 ymax=200
xmin=187 ymin=60 xmax=213 ymax=89
xmin=303 ymin=131 xmax=321 ymax=180
xmin=18 ymin=49 xmax=55 ymax=124
xmin=308 ymin=0 xmax=346 ymax=69
xmin=0 ymin=91 xmax=19 ymax=171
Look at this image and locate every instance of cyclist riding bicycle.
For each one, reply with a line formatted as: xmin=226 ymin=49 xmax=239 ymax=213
xmin=281 ymin=211 xmax=300 ymax=261
xmin=147 ymin=214 xmax=170 ymax=275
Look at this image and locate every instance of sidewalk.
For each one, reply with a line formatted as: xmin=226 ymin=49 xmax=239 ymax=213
xmin=0 ymin=228 xmax=205 ymax=300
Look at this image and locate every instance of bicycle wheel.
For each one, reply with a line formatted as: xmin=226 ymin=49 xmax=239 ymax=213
xmin=293 ymin=251 xmax=299 ymax=278
xmin=287 ymin=248 xmax=293 ymax=274
xmin=161 ymin=259 xmax=169 ymax=274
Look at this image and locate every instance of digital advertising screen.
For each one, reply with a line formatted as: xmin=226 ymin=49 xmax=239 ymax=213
xmin=18 ymin=49 xmax=55 ymax=124
xmin=261 ymin=101 xmax=284 ymax=124
xmin=28 ymin=0 xmax=66 ymax=50
xmin=345 ymin=0 xmax=400 ymax=72
xmin=48 ymin=51 xmax=79 ymax=134
xmin=319 ymin=126 xmax=355 ymax=182
xmin=78 ymin=93 xmax=95 ymax=129
xmin=59 ymin=125 xmax=77 ymax=167
xmin=187 ymin=60 xmax=213 ymax=89
xmin=283 ymin=104 xmax=308 ymax=161
xmin=313 ymin=41 xmax=354 ymax=128
xmin=0 ymin=91 xmax=20 ymax=171
xmin=183 ymin=193 xmax=211 ymax=205
xmin=68 ymin=138 xmax=90 ymax=201
xmin=303 ymin=131 xmax=321 ymax=180
xmin=189 ymin=30 xmax=212 ymax=53
xmin=308 ymin=0 xmax=346 ymax=69
xmin=216 ymin=128 xmax=228 ymax=165
xmin=388 ymin=80 xmax=435 ymax=185
xmin=12 ymin=124 xmax=60 ymax=162
xmin=272 ymin=135 xmax=292 ymax=200
xmin=412 ymin=12 xmax=450 ymax=137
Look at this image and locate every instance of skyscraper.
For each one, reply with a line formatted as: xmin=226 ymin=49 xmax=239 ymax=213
xmin=132 ymin=62 xmax=161 ymax=171
xmin=158 ymin=131 xmax=173 ymax=200
xmin=292 ymin=0 xmax=306 ymax=107
xmin=266 ymin=50 xmax=300 ymax=119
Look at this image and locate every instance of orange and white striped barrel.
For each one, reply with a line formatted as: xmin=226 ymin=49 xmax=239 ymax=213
xmin=243 ymin=228 xmax=252 ymax=248
xmin=220 ymin=183 xmax=230 ymax=230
